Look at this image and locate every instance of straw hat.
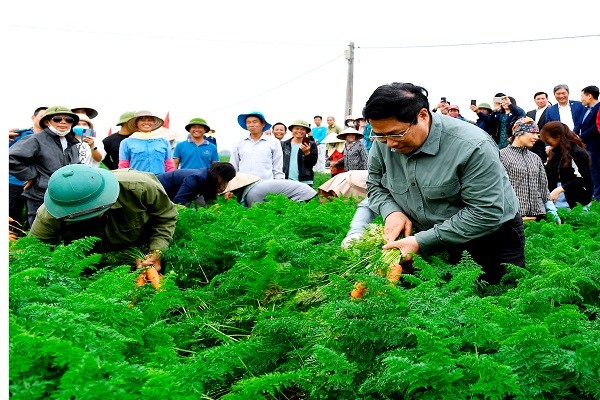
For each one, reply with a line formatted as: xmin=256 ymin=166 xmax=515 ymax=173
xmin=74 ymin=113 xmax=94 ymax=129
xmin=337 ymin=127 xmax=364 ymax=140
xmin=71 ymin=107 xmax=98 ymax=119
xmin=221 ymin=172 xmax=261 ymax=193
xmin=125 ymin=110 xmax=164 ymax=133
xmin=321 ymin=131 xmax=344 ymax=144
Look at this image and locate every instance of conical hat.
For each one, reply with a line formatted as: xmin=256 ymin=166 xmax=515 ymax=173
xmin=221 ymin=172 xmax=261 ymax=193
xmin=321 ymin=131 xmax=344 ymax=144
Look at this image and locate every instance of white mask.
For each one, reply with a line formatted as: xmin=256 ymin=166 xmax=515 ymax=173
xmin=48 ymin=125 xmax=70 ymax=137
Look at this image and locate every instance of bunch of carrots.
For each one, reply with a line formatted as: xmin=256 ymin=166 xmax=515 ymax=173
xmin=127 ymin=248 xmax=163 ymax=290
xmin=348 ymin=225 xmax=404 ymax=299
xmin=135 ymin=265 xmax=162 ymax=290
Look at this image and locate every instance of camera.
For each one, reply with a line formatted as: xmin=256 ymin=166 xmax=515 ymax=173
xmin=441 ymin=97 xmax=447 ymax=102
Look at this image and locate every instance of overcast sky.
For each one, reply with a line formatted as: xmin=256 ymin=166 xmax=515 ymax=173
xmin=3 ymin=0 xmax=599 ymax=153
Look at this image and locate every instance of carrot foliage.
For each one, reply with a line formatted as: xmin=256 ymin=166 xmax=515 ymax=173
xmin=9 ymin=187 xmax=600 ymax=399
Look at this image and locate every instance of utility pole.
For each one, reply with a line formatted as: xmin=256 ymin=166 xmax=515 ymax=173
xmin=344 ymin=42 xmax=354 ymax=119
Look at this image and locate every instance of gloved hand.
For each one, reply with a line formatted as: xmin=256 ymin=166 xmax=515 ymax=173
xmin=545 ymin=200 xmax=561 ymax=224
xmin=341 ymin=233 xmax=362 ymax=249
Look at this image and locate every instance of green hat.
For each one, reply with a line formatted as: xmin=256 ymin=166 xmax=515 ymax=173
xmin=478 ymin=102 xmax=492 ymax=111
xmin=39 ymin=106 xmax=79 ymax=129
xmin=185 ymin=117 xmax=211 ymax=133
xmin=288 ymin=119 xmax=311 ymax=133
xmin=116 ymin=111 xmax=136 ymax=126
xmin=44 ymin=164 xmax=120 ymax=222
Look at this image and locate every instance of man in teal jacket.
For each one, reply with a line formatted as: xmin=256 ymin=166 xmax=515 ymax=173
xmin=364 ymin=82 xmax=524 ymax=284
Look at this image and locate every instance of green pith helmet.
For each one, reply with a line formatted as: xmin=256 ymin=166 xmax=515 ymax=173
xmin=117 ymin=111 xmax=136 ymax=126
xmin=478 ymin=102 xmax=492 ymax=111
xmin=185 ymin=117 xmax=211 ymax=133
xmin=44 ymin=164 xmax=120 ymax=222
xmin=39 ymin=106 xmax=80 ymax=128
xmin=288 ymin=119 xmax=311 ymax=133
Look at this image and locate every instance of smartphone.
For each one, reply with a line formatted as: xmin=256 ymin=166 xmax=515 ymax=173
xmin=493 ymin=96 xmax=504 ymax=104
xmin=471 ymin=99 xmax=477 ymax=106
xmin=441 ymin=97 xmax=447 ymax=102
xmin=302 ymin=136 xmax=310 ymax=146
xmin=73 ymin=127 xmax=94 ymax=138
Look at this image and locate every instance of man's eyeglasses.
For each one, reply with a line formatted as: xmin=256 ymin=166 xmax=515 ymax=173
xmin=371 ymin=117 xmax=417 ymax=143
xmin=51 ymin=116 xmax=75 ymax=124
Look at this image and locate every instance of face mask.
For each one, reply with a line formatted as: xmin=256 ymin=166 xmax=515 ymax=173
xmin=48 ymin=125 xmax=70 ymax=137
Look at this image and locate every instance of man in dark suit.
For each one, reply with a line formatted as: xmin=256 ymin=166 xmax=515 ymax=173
xmin=579 ymin=85 xmax=600 ymax=201
xmin=526 ymin=91 xmax=551 ymax=162
xmin=545 ymin=84 xmax=586 ymax=134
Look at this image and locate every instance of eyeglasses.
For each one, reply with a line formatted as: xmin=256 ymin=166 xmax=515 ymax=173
xmin=51 ymin=116 xmax=75 ymax=124
xmin=371 ymin=117 xmax=418 ymax=142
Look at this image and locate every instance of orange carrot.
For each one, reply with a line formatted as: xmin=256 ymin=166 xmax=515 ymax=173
xmin=350 ymin=281 xmax=367 ymax=299
xmin=386 ymin=263 xmax=403 ymax=285
xmin=145 ymin=267 xmax=162 ymax=290
xmin=135 ymin=271 xmax=147 ymax=286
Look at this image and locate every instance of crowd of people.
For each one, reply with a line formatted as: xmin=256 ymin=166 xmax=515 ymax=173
xmin=7 ymin=82 xmax=599 ymax=284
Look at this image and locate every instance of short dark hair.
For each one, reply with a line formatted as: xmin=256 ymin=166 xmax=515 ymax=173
xmin=272 ymin=122 xmax=287 ymax=131
xmin=494 ymin=92 xmax=506 ymax=97
xmin=363 ymin=82 xmax=429 ymax=123
xmin=582 ymin=85 xmax=599 ymax=100
xmin=210 ymin=162 xmax=236 ymax=182
xmin=533 ymin=92 xmax=548 ymax=99
xmin=205 ymin=162 xmax=236 ymax=201
xmin=313 ymin=115 xmax=322 ymax=119
xmin=34 ymin=106 xmax=48 ymax=116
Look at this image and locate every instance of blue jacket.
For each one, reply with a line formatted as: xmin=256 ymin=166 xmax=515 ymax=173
xmin=545 ymin=100 xmax=586 ymax=134
xmin=579 ymin=102 xmax=600 ymax=152
xmin=156 ymin=168 xmax=212 ymax=205
xmin=9 ymin=128 xmax=33 ymax=186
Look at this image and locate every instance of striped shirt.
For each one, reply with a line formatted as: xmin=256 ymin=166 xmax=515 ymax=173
xmin=499 ymin=145 xmax=550 ymax=216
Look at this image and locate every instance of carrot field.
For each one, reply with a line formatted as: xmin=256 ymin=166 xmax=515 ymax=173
xmin=9 ymin=185 xmax=600 ymax=399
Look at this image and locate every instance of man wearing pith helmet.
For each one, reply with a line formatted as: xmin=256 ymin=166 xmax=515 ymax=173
xmin=30 ymin=164 xmax=178 ymax=271
xmin=281 ymin=119 xmax=318 ymax=186
xmin=173 ymin=117 xmax=219 ymax=169
xmin=9 ymin=106 xmax=81 ymax=228
xmin=231 ymin=111 xmax=284 ymax=180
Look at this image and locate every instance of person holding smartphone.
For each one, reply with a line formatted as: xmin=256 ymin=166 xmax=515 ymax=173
xmin=281 ymin=120 xmax=318 ymax=187
xmin=431 ymin=97 xmax=450 ymax=115
xmin=73 ymin=113 xmax=106 ymax=168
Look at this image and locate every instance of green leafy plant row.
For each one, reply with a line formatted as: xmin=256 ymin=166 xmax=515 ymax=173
xmin=9 ymin=188 xmax=600 ymax=399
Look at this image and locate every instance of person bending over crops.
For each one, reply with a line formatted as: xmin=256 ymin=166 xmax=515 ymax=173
xmin=540 ymin=121 xmax=593 ymax=210
xmin=29 ymin=164 xmax=178 ymax=271
xmin=364 ymin=82 xmax=524 ymax=284
xmin=221 ymin=172 xmax=317 ymax=207
xmin=156 ymin=162 xmax=236 ymax=206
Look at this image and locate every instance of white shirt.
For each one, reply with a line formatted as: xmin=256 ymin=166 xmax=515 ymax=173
xmin=77 ymin=140 xmax=106 ymax=168
xmin=231 ymin=133 xmax=284 ymax=180
xmin=558 ymin=103 xmax=575 ymax=130
xmin=534 ymin=105 xmax=548 ymax=125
